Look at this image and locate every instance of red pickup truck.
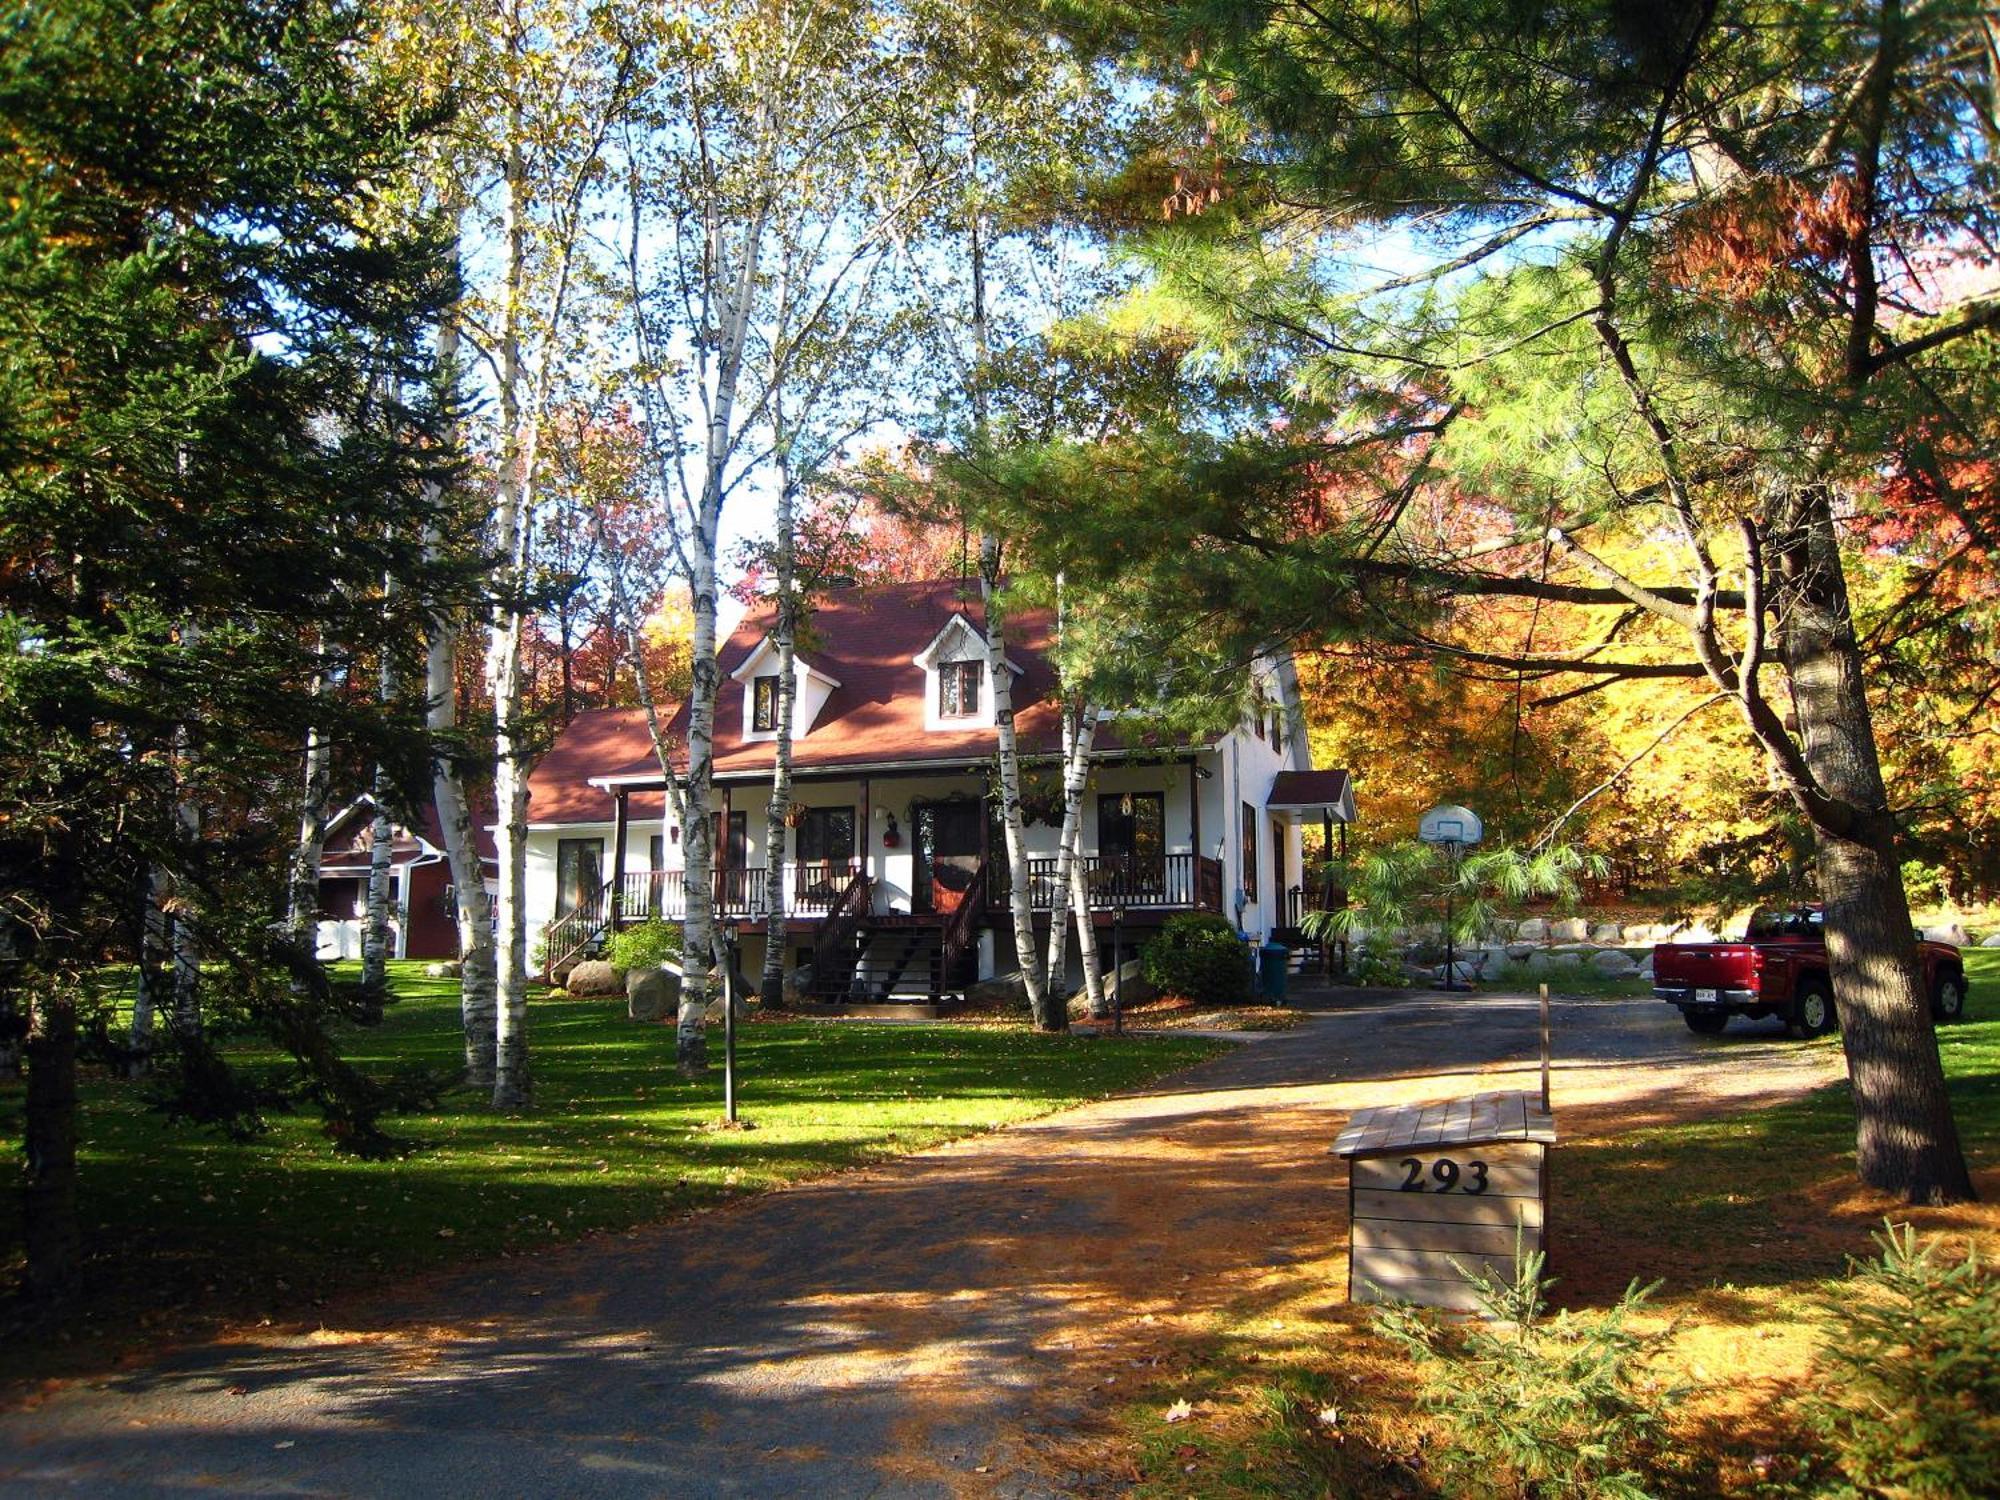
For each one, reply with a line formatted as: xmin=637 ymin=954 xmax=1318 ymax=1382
xmin=1653 ymin=905 xmax=1968 ymax=1038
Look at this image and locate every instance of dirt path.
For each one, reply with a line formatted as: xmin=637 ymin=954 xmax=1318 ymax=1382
xmin=0 ymin=995 xmax=1841 ymax=1499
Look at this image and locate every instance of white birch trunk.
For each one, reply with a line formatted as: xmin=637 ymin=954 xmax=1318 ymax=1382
xmin=286 ymin=683 xmax=334 ymax=965
xmin=979 ymin=544 xmax=1051 ymax=1026
xmin=361 ymin=609 xmax=397 ymax=992
xmin=1069 ymin=842 xmax=1108 ymax=1019
xmin=420 ymin=264 xmax=498 ymax=1086
xmin=130 ymin=864 xmax=171 ymax=1068
xmin=169 ymin=768 xmax=201 ymax=1040
xmin=675 ymin=193 xmax=769 ymax=1071
xmin=1042 ymin=703 xmax=1099 ymax=1001
xmin=487 ymin=85 xmax=536 ymax=1108
xmin=678 ymin=543 xmax=719 ymax=1072
xmin=760 ymin=503 xmax=798 ymax=1006
xmin=428 ymin=602 xmax=498 ymax=1087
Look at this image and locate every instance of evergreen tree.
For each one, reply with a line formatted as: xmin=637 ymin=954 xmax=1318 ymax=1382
xmin=0 ymin=0 xmax=459 ymax=1295
xmin=1053 ymin=0 xmax=1997 ymax=1200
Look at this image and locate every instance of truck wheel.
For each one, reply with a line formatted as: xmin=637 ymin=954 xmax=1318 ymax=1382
xmin=1683 ymin=1009 xmax=1729 ymax=1036
xmin=1932 ymin=974 xmax=1967 ymax=1024
xmin=1788 ymin=980 xmax=1838 ymax=1039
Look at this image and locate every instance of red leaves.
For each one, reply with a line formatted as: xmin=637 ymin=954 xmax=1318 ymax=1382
xmin=1660 ymin=175 xmax=1865 ymax=303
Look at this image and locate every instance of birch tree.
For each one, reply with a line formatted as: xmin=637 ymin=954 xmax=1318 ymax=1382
xmin=362 ymin=599 xmax=399 ymax=993
xmin=432 ymin=0 xmax=635 ymax=1107
xmin=884 ymin=17 xmax=1137 ymax=1031
xmin=612 ymin=0 xmax=945 ymax=1070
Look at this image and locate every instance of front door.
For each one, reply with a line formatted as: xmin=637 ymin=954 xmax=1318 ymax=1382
xmin=1099 ymin=792 xmax=1166 ymax=897
xmin=556 ymin=837 xmax=603 ymax=918
xmin=795 ymin=805 xmax=856 ymax=908
xmin=913 ymin=799 xmax=984 ymax=914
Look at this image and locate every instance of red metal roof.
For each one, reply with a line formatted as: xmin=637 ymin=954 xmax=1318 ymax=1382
xmin=524 ymin=578 xmax=1069 ymax=826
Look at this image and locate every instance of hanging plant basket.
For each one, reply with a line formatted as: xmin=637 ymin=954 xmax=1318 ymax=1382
xmin=783 ymin=800 xmax=809 ymax=828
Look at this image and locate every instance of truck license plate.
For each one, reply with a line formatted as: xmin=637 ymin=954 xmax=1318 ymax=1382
xmin=1694 ymin=988 xmax=1719 ymax=1005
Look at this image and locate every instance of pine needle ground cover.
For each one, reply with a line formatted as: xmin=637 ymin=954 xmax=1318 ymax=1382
xmin=1 ymin=961 xmax=1223 ymax=1383
xmin=1098 ymin=949 xmax=2000 ymax=1497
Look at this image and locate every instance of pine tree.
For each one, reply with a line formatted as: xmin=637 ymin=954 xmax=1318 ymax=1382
xmin=0 ymin=0 xmax=460 ymax=1294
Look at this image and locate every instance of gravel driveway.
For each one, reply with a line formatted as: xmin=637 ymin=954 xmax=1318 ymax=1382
xmin=0 ymin=992 xmax=1841 ymax=1498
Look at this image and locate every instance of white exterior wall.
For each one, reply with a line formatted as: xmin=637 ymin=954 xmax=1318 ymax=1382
xmin=521 ymin=647 xmax=1323 ymax=953
xmin=1215 ymin=655 xmax=1313 ymax=942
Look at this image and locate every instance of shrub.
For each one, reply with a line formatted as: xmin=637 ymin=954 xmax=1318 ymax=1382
xmin=1808 ymin=1222 xmax=2000 ymax=1499
xmin=1373 ymin=1249 xmax=1680 ymax=1499
xmin=606 ymin=919 xmax=682 ymax=973
xmin=1141 ymin=912 xmax=1250 ymax=1005
xmin=1345 ymin=940 xmax=1408 ymax=988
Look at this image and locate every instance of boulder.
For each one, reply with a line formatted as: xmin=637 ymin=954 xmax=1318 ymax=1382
xmin=1104 ymin=960 xmax=1156 ymax=1007
xmin=1637 ymin=958 xmax=1655 ymax=981
xmin=565 ymin=959 xmax=622 ymax=997
xmin=1589 ymin=950 xmax=1640 ymax=977
xmin=1525 ymin=951 xmax=1552 ymax=973
xmin=626 ymin=967 xmax=679 ymax=1022
xmin=1505 ymin=942 xmax=1535 ymax=961
xmin=1515 ymin=918 xmax=1549 ymax=942
xmin=1588 ymin=923 xmax=1625 ymax=946
xmin=1922 ymin=923 xmax=1971 ymax=947
xmin=1982 ymin=933 xmax=2000 ymax=948
xmin=964 ymin=972 xmax=1030 ymax=1009
xmin=424 ymin=961 xmax=462 ymax=979
xmin=1548 ymin=917 xmax=1590 ymax=943
xmin=1435 ymin=961 xmax=1478 ymax=986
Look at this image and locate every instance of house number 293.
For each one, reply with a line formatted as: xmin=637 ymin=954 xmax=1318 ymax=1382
xmin=1398 ymin=1157 xmax=1489 ymax=1194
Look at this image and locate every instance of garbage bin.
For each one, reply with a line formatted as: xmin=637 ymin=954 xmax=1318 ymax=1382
xmin=1259 ymin=943 xmax=1289 ymax=1002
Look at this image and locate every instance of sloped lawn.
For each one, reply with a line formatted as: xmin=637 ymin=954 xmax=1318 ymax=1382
xmin=2 ymin=962 xmax=1223 ymax=1382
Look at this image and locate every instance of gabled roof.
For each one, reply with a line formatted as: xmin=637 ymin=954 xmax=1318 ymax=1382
xmin=320 ymin=793 xmax=499 ymax=872
xmin=526 ymin=577 xmax=1066 ymax=825
xmin=728 ymin=633 xmax=842 ymax=688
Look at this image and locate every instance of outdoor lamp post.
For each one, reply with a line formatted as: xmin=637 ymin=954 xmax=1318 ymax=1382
xmin=1417 ymin=803 xmax=1484 ymax=993
xmin=723 ymin=933 xmax=740 ymax=1123
xmin=1111 ymin=901 xmax=1126 ymax=1034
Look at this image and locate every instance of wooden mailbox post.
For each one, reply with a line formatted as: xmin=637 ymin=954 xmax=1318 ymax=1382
xmin=1333 ymin=1089 xmax=1555 ymax=1313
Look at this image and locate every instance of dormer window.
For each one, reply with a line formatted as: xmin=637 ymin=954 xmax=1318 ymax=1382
xmin=939 ymin=660 xmax=981 ymax=719
xmin=752 ymin=674 xmax=779 ymax=732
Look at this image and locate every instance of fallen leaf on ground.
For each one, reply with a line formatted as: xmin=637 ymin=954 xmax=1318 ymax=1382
xmin=1163 ymin=1399 xmax=1193 ymax=1424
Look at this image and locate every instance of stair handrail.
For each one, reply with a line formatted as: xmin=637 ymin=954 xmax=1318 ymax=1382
xmin=542 ymin=876 xmax=615 ymax=979
xmin=811 ymin=866 xmax=871 ymax=993
xmin=940 ymin=856 xmax=988 ymax=979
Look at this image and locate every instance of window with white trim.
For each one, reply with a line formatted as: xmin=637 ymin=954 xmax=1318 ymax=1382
xmin=938 ymin=660 xmax=981 ymax=718
xmin=752 ymin=674 xmax=778 ymax=732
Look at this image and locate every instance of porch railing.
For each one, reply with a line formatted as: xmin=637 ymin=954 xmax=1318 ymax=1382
xmin=620 ymin=868 xmax=770 ymax=922
xmin=1009 ymin=853 xmax=1224 ymax=912
xmin=792 ymin=859 xmax=860 ymax=915
xmin=1283 ymin=882 xmax=1349 ymax=931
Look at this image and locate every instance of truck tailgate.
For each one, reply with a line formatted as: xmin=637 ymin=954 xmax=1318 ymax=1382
xmin=1653 ymin=944 xmax=1757 ymax=988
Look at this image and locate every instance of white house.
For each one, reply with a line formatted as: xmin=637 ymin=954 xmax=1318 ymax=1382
xmin=518 ymin=576 xmax=1355 ymax=1002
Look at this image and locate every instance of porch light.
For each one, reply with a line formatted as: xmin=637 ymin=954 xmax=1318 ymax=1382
xmin=1119 ymin=791 xmax=1134 ymax=816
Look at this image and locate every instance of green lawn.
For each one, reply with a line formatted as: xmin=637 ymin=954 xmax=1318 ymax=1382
xmin=2 ymin=962 xmax=1224 ymax=1378
xmin=1554 ymin=945 xmax=2000 ymax=1284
